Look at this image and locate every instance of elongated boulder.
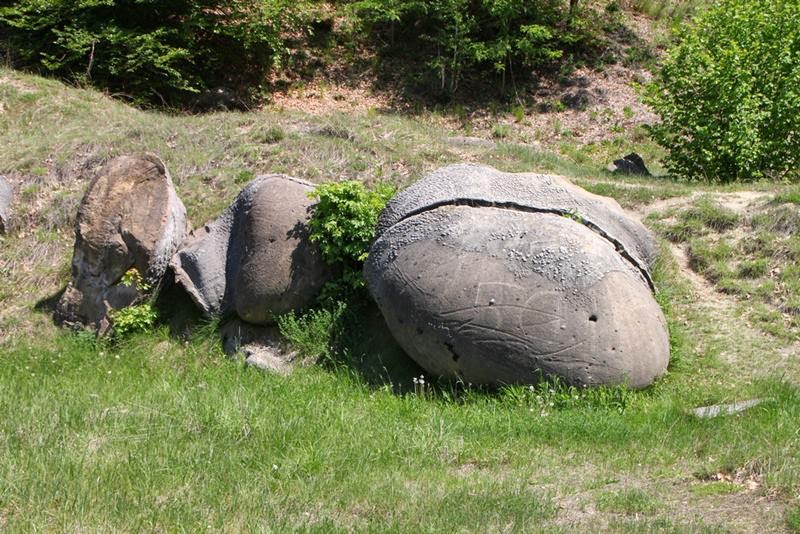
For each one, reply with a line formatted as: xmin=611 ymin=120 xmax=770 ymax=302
xmin=56 ymin=154 xmax=187 ymax=331
xmin=365 ymin=164 xmax=669 ymax=388
xmin=170 ymin=175 xmax=331 ymax=325
xmin=0 ymin=175 xmax=11 ymax=234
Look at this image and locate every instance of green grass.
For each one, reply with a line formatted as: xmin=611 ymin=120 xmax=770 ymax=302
xmin=2 ymin=68 xmax=800 ymax=531
xmin=789 ymin=505 xmax=800 ymax=533
xmin=630 ymin=0 xmax=709 ymax=22
xmin=574 ymin=180 xmax=690 ymax=209
xmin=689 ymin=481 xmax=742 ymax=496
xmin=649 ymin=193 xmax=800 ymax=341
xmin=596 ymin=489 xmax=661 ymax=515
xmin=1 ymin=330 xmax=798 ymax=530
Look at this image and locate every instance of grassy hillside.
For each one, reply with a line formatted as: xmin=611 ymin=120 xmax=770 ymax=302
xmin=1 ymin=68 xmax=800 ymax=531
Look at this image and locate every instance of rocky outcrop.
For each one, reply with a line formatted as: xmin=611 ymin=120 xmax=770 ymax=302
xmin=0 ymin=176 xmax=11 ymax=234
xmin=56 ymin=154 xmax=187 ymax=331
xmin=170 ymin=175 xmax=331 ymax=325
xmin=365 ymin=164 xmax=669 ymax=389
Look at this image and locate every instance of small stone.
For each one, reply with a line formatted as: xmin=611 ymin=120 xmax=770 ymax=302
xmin=690 ymin=399 xmax=770 ymax=419
xmin=608 ymin=153 xmax=651 ymax=176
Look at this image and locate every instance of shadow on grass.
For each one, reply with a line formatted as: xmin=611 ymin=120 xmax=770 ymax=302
xmin=325 ymin=298 xmax=426 ymax=394
xmin=33 ymin=286 xmax=66 ymax=315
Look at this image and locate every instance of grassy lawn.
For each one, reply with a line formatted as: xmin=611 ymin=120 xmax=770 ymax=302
xmin=1 ymin=68 xmax=799 ymax=531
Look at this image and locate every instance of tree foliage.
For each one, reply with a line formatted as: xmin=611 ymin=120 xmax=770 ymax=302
xmin=350 ymin=0 xmax=597 ymax=96
xmin=0 ymin=0 xmax=309 ymax=105
xmin=647 ymin=0 xmax=800 ymax=182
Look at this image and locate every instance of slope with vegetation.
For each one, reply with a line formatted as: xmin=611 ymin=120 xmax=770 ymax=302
xmin=1 ymin=0 xmax=800 ymax=530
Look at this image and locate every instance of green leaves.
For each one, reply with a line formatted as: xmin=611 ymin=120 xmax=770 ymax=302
xmin=307 ymin=180 xmax=395 ymax=293
xmin=647 ymin=0 xmax=800 ymax=182
xmin=352 ymin=0 xmax=580 ymax=96
xmin=0 ymin=0 xmax=312 ymax=105
xmin=110 ymin=303 xmax=158 ymax=339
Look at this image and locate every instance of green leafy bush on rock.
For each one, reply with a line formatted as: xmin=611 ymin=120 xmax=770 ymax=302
xmin=307 ymin=180 xmax=395 ymax=293
xmin=109 ymin=268 xmax=157 ymax=338
xmin=647 ymin=0 xmax=800 ymax=182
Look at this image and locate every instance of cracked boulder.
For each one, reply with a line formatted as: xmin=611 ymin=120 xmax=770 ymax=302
xmin=170 ymin=175 xmax=331 ymax=325
xmin=364 ymin=164 xmax=669 ymax=388
xmin=56 ymin=154 xmax=188 ymax=331
xmin=0 ymin=175 xmax=11 ymax=234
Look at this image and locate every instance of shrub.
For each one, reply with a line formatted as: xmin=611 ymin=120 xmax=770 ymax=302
xmin=350 ymin=0 xmax=597 ymax=97
xmin=110 ymin=303 xmax=158 ymax=339
xmin=307 ymin=180 xmax=395 ymax=293
xmin=0 ymin=0 xmax=311 ymax=105
xmin=646 ymin=0 xmax=800 ymax=182
xmin=109 ymin=268 xmax=157 ymax=338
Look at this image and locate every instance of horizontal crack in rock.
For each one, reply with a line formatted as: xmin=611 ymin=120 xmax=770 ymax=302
xmin=384 ymin=198 xmax=655 ymax=292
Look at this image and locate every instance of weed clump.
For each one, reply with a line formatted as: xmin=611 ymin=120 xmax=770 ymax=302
xmin=109 ymin=268 xmax=157 ymax=339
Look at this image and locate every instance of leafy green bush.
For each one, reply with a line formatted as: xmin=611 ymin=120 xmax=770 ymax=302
xmin=0 ymin=0 xmax=311 ymax=105
xmin=110 ymin=303 xmax=158 ymax=339
xmin=307 ymin=180 xmax=395 ymax=293
xmin=109 ymin=268 xmax=157 ymax=338
xmin=647 ymin=0 xmax=800 ymax=182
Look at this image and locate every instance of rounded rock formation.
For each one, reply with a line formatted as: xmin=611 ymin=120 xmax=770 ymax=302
xmin=170 ymin=175 xmax=331 ymax=325
xmin=364 ymin=164 xmax=669 ymax=388
xmin=56 ymin=153 xmax=188 ymax=331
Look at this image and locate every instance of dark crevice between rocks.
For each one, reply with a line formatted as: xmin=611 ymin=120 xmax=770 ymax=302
xmin=384 ymin=198 xmax=655 ymax=292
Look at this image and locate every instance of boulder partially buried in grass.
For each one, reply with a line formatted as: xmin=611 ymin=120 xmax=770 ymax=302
xmin=170 ymin=175 xmax=332 ymax=325
xmin=56 ymin=154 xmax=188 ymax=331
xmin=364 ymin=164 xmax=669 ymax=389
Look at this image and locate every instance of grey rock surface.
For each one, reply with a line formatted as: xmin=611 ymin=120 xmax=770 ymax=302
xmin=365 ymin=165 xmax=670 ymax=388
xmin=170 ymin=175 xmax=331 ymax=325
xmin=691 ymin=399 xmax=770 ymax=419
xmin=220 ymin=320 xmax=298 ymax=374
xmin=446 ymin=136 xmax=496 ymax=148
xmin=56 ymin=154 xmax=188 ymax=331
xmin=0 ymin=176 xmax=11 ymax=234
xmin=377 ymin=163 xmax=658 ymax=284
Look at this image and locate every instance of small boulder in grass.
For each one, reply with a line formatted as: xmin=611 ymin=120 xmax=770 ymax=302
xmin=0 ymin=175 xmax=11 ymax=234
xmin=365 ymin=164 xmax=669 ymax=389
xmin=56 ymin=153 xmax=188 ymax=332
xmin=170 ymin=175 xmax=333 ymax=325
xmin=609 ymin=153 xmax=651 ymax=176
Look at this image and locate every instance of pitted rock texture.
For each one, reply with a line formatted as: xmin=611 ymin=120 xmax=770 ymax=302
xmin=377 ymin=163 xmax=658 ymax=287
xmin=170 ymin=175 xmax=331 ymax=325
xmin=365 ymin=165 xmax=669 ymax=388
xmin=0 ymin=176 xmax=11 ymax=234
xmin=56 ymin=154 xmax=188 ymax=331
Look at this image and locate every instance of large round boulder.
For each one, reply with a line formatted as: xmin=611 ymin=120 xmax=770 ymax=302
xmin=365 ymin=164 xmax=669 ymax=388
xmin=56 ymin=154 xmax=188 ymax=331
xmin=170 ymin=175 xmax=331 ymax=325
